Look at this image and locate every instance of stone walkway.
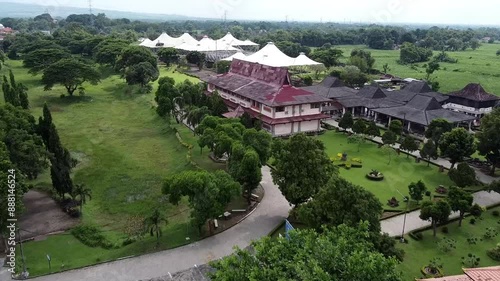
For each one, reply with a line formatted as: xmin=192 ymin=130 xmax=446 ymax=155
xmin=12 ymin=166 xmax=290 ymax=281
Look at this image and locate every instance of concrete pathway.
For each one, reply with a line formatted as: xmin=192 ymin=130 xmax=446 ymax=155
xmin=25 ymin=166 xmax=290 ymax=281
xmin=380 ymin=190 xmax=500 ymax=236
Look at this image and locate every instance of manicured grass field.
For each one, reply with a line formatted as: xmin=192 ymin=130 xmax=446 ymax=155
xmin=317 ymin=131 xmax=454 ymax=210
xmin=397 ymin=207 xmax=500 ymax=281
xmin=0 ymin=60 xmax=225 ymax=276
xmin=336 ymin=43 xmax=500 ymax=95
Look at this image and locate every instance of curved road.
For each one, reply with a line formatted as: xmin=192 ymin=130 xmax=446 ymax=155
xmin=26 ymin=166 xmax=290 ymax=281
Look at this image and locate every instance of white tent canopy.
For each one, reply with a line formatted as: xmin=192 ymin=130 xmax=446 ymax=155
xmin=148 ymin=32 xmax=199 ymax=48
xmin=139 ymin=38 xmax=157 ymax=48
xmin=292 ymin=52 xmax=323 ymax=66
xmin=177 ymin=35 xmax=239 ymax=52
xmin=221 ymin=51 xmax=247 ymax=61
xmin=216 ymin=32 xmax=258 ymax=47
xmin=240 ymin=42 xmax=323 ymax=67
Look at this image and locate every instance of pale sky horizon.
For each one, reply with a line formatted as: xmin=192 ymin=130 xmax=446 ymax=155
xmin=4 ymin=0 xmax=500 ymax=26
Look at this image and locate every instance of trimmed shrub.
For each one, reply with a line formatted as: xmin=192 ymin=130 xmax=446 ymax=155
xmin=71 ymin=225 xmax=115 ymax=249
xmin=487 ymin=244 xmax=500 ymax=261
xmin=470 ymin=218 xmax=476 ymax=225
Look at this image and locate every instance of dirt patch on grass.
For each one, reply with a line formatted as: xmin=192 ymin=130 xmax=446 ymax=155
xmin=18 ymin=190 xmax=79 ymax=240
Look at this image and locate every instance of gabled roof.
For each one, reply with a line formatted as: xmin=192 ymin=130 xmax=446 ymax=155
xmin=300 ymin=77 xmax=358 ymax=99
xmin=405 ymin=95 xmax=442 ymax=111
xmin=209 ymin=59 xmax=330 ymax=107
xmin=463 ymin=265 xmax=500 ymax=280
xmin=358 ymin=86 xmax=387 ymax=99
xmin=449 ymin=83 xmax=499 ymax=101
xmin=416 ymin=274 xmax=472 ymax=281
xmin=404 ymin=80 xmax=432 ymax=93
xmin=223 ymin=106 xmax=245 ymax=118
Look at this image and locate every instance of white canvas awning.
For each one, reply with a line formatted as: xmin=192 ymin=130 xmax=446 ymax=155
xmin=139 ymin=38 xmax=158 ymax=48
xmin=221 ymin=51 xmax=247 ymax=61
xmin=177 ymin=35 xmax=239 ymax=52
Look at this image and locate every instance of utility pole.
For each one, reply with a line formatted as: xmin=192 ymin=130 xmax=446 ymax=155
xmin=88 ymin=0 xmax=94 ymax=27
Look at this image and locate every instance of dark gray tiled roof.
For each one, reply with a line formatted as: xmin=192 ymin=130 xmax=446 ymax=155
xmin=403 ymin=81 xmax=432 ymax=93
xmin=301 ymin=77 xmax=358 ymax=99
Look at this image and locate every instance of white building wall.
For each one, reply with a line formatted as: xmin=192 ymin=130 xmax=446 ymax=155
xmin=293 ymin=122 xmax=300 ymax=133
xmin=442 ymin=103 xmax=493 ymax=115
xmin=300 ymin=120 xmax=320 ymax=132
xmin=301 ymin=104 xmax=321 ymax=115
xmin=274 ymin=123 xmax=293 ymax=136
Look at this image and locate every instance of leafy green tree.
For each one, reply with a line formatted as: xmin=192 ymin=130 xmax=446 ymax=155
xmin=419 ymin=200 xmax=451 ymax=237
xmin=425 ymin=61 xmax=440 ymax=81
xmin=408 ymin=180 xmax=427 ymax=204
xmin=163 ymin=170 xmax=240 ymax=232
xmin=382 ymin=63 xmax=391 ymax=74
xmin=154 ymin=77 xmax=179 ymax=118
xmin=115 ymin=46 xmax=157 ymax=73
xmin=338 ymin=111 xmax=353 ymax=131
xmin=447 ymin=186 xmax=473 ymax=227
xmin=2 ymin=73 xmax=20 ymax=107
xmin=439 ymin=128 xmax=476 ymax=169
xmin=352 ymin=119 xmax=366 ymax=134
xmin=489 ymin=180 xmax=500 ymax=194
xmin=420 ymin=140 xmax=438 ymax=167
xmin=382 ymin=130 xmax=397 ymax=146
xmin=209 ymin=91 xmax=228 ymax=116
xmin=399 ymin=42 xmax=433 ymax=64
xmin=340 ymin=65 xmax=368 ymax=87
xmin=71 ymin=183 xmax=91 ymax=216
xmin=365 ymin=121 xmax=381 ymax=138
xmin=425 ymin=118 xmax=452 ymax=144
xmin=448 ymin=163 xmax=477 ymax=187
xmin=214 ymin=60 xmax=231 ymax=74
xmin=125 ymin=61 xmax=159 ymax=91
xmin=470 ymin=39 xmax=481 ymax=50
xmin=209 ymin=223 xmax=403 ymax=281
xmin=310 ymin=47 xmax=343 ymax=67
xmin=242 ymin=128 xmax=272 ymax=165
xmin=41 ymin=58 xmax=100 ymax=96
xmin=271 ymin=133 xmax=337 ymax=206
xmin=477 ymin=108 xmax=500 ymax=175
xmin=186 ymin=51 xmax=205 ymax=70
xmin=22 ymin=48 xmax=71 ymax=75
xmin=240 ymin=112 xmax=254 ymax=129
xmin=157 ymin=47 xmax=179 ymax=67
xmin=382 ymin=145 xmax=397 ymax=165
xmin=349 ymin=49 xmax=375 ymax=73
xmin=229 ymin=143 xmax=261 ymax=204
xmin=348 ymin=134 xmax=365 ymax=152
xmin=400 ymin=136 xmax=419 ymax=158
xmin=389 ymin=120 xmax=403 ymax=135
xmin=143 ymin=208 xmax=167 ymax=245
xmin=93 ymin=39 xmax=129 ymax=67
xmin=297 ymin=177 xmax=382 ymax=233
xmin=184 ymin=106 xmax=211 ymax=130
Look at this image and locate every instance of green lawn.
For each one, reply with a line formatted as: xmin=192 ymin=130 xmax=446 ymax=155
xmin=317 ymin=131 xmax=454 ymax=210
xmin=397 ymin=207 xmax=500 ymax=281
xmin=0 ymin=60 xmax=224 ymax=276
xmin=336 ymin=43 xmax=500 ymax=95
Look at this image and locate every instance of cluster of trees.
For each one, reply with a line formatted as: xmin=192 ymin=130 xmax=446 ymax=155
xmin=270 ymin=133 xmax=404 ymax=261
xmin=2 ymin=70 xmax=29 ymax=109
xmin=399 ymin=42 xmax=433 ymax=64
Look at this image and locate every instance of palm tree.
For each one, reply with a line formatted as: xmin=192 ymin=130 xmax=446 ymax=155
xmin=73 ymin=184 xmax=92 ymax=216
xmin=144 ymin=208 xmax=168 ymax=246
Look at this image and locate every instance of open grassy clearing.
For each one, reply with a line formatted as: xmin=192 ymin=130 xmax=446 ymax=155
xmin=0 ymin=60 xmax=227 ymax=276
xmin=397 ymin=207 xmax=500 ymax=281
xmin=336 ymin=43 xmax=500 ymax=94
xmin=317 ymin=131 xmax=454 ymax=210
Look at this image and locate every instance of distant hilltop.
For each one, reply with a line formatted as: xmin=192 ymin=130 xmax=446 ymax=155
xmin=0 ymin=2 xmax=212 ymax=22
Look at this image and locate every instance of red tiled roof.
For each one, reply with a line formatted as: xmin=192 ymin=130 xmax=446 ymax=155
xmin=416 ymin=275 xmax=472 ymax=281
xmin=464 ymin=266 xmax=500 ymax=281
xmin=222 ymin=106 xmax=245 ymax=118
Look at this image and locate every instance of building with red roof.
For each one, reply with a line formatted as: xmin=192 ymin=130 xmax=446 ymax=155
xmin=417 ymin=266 xmax=500 ymax=281
xmin=207 ymin=59 xmax=330 ymax=136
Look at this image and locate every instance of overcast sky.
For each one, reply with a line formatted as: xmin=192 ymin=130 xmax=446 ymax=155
xmin=7 ymin=0 xmax=500 ymax=25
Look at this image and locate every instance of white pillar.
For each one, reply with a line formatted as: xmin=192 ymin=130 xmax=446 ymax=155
xmin=468 ymin=121 xmax=472 ymax=132
xmin=407 ymin=122 xmax=411 ymax=131
xmin=342 ymin=107 xmax=346 ymax=115
xmin=352 ymin=107 xmax=355 ymax=115
xmin=388 ymin=116 xmax=392 ymax=125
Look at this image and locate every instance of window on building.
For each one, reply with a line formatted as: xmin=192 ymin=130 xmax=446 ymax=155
xmin=275 ymin=106 xmax=285 ymax=112
xmin=311 ymin=103 xmax=321 ymax=109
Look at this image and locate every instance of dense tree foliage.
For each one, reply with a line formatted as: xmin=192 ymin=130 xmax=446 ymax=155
xmin=408 ymin=180 xmax=427 ymax=204
xmin=388 ymin=120 xmax=403 ymax=135
xmin=157 ymin=48 xmax=179 ymax=67
xmin=349 ymin=49 xmax=375 ymax=73
xmin=209 ymin=222 xmax=402 ymax=281
xmin=447 ymin=186 xmax=473 ymax=227
xmin=2 ymin=70 xmax=28 ymax=109
xmin=400 ymin=136 xmax=419 ymax=158
xmin=338 ymin=111 xmax=353 ymax=131
xmin=162 ymin=170 xmax=240 ymax=232
xmin=382 ymin=130 xmax=397 ymax=145
xmin=399 ymin=42 xmax=433 ymax=64
xmin=448 ymin=162 xmax=477 ymax=188
xmin=352 ymin=118 xmax=366 ymax=134
xmin=41 ymin=58 xmax=100 ymax=96
xmin=310 ymin=45 xmax=343 ymax=67
xmin=439 ymin=128 xmax=476 ymax=169
xmin=425 ymin=119 xmax=452 ymax=144
xmin=271 ymin=133 xmax=337 ymax=206
xmin=93 ymin=38 xmax=130 ymax=67
xmin=22 ymin=48 xmax=71 ymax=75
xmin=477 ymin=108 xmax=500 ymax=175
xmin=420 ymin=140 xmax=438 ymax=166
xmin=365 ymin=121 xmax=381 ymax=138
xmin=115 ymin=46 xmax=157 ymax=73
xmin=419 ymin=201 xmax=451 ymax=237
xmin=125 ymin=61 xmax=159 ymax=91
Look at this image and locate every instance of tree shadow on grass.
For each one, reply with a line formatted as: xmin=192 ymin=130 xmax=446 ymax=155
xmin=101 ymin=81 xmax=152 ymax=101
xmin=32 ymin=94 xmax=95 ymax=108
xmin=97 ymin=65 xmax=118 ymax=80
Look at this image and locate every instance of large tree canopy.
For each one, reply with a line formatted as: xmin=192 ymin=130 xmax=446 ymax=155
xmin=115 ymin=46 xmax=157 ymax=72
xmin=271 ymin=133 xmax=337 ymax=206
xmin=209 ymin=222 xmax=402 ymax=281
xmin=477 ymin=108 xmax=500 ymax=175
xmin=22 ymin=48 xmax=71 ymax=75
xmin=162 ymin=170 xmax=240 ymax=231
xmin=93 ymin=38 xmax=130 ymax=67
xmin=439 ymin=128 xmax=475 ymax=169
xmin=124 ymin=61 xmax=159 ymax=90
xmin=41 ymin=58 xmax=100 ymax=96
xmin=425 ymin=118 xmax=452 ymax=144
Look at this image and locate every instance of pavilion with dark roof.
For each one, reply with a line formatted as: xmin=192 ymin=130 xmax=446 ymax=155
xmin=443 ymin=83 xmax=499 ymax=119
xmin=207 ymin=59 xmax=330 ymax=136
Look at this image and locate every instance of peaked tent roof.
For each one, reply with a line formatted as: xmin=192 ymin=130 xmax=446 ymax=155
xmin=216 ymin=32 xmax=258 ymax=47
xmin=139 ymin=38 xmax=157 ymax=48
xmin=221 ymin=51 xmax=247 ymax=61
xmin=449 ymin=83 xmax=499 ymax=101
xmin=292 ymin=52 xmax=323 ymax=66
xmin=177 ymin=35 xmax=239 ymax=52
xmin=242 ymin=42 xmax=296 ymax=67
xmin=178 ymin=33 xmax=199 ymax=45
